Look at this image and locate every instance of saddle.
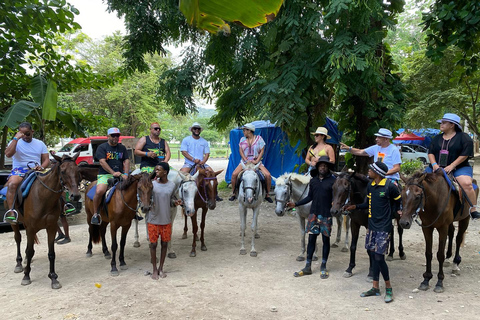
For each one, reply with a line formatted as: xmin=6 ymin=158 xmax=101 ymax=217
xmin=0 ymin=171 xmax=38 ymax=200
xmin=86 ymin=178 xmax=119 ymax=204
xmin=438 ymin=169 xmax=478 ymax=218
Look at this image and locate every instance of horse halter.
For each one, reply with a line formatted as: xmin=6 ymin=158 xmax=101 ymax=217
xmin=405 ymin=182 xmax=426 ymax=222
xmin=241 ymin=169 xmax=260 ymax=202
xmin=275 ymin=181 xmax=292 ymax=212
xmin=35 ymin=159 xmax=76 ymax=194
xmin=179 ymin=179 xmax=196 ymax=207
xmin=197 ymin=176 xmax=217 ymax=204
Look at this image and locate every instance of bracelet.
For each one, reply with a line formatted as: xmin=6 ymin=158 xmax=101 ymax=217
xmin=432 ymin=162 xmax=437 ymax=166
xmin=13 ymin=137 xmax=18 ymax=141
xmin=145 ymin=151 xmax=148 ymax=157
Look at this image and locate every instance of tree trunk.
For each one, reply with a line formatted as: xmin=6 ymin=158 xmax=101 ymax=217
xmin=0 ymin=126 xmax=8 ymax=169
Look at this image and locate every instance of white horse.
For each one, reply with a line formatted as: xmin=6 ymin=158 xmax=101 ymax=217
xmin=238 ymin=162 xmax=264 ymax=257
xmin=133 ymin=169 xmax=198 ymax=259
xmin=273 ymin=173 xmax=318 ymax=261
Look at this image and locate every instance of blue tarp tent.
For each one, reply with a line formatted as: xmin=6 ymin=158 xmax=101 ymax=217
xmin=225 ymin=119 xmax=342 ymax=185
xmin=393 ymin=128 xmax=441 ymax=148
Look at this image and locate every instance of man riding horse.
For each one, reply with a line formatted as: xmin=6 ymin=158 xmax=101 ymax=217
xmin=3 ymin=122 xmax=50 ymax=224
xmin=90 ymin=127 xmax=130 ymax=225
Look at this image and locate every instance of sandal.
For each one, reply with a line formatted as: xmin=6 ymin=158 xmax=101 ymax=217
xmin=384 ymin=288 xmax=393 ymax=303
xmin=293 ymin=267 xmax=312 ymax=277
xmin=360 ymin=287 xmax=380 ymax=297
xmin=320 ymin=269 xmax=329 ymax=279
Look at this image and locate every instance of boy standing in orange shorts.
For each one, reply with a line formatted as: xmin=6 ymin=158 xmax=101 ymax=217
xmin=148 ymin=162 xmax=182 ymax=280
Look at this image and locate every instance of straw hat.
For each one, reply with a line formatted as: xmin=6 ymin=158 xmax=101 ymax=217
xmin=310 ymin=127 xmax=331 ymax=140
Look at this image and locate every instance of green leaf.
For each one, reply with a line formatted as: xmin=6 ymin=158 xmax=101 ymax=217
xmin=0 ymin=100 xmax=39 ymax=129
xmin=42 ymin=80 xmax=58 ymax=121
xmin=179 ymin=0 xmax=284 ymax=33
xmin=31 ymin=74 xmax=48 ymax=105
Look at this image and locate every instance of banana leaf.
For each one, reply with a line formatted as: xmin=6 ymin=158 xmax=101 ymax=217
xmin=0 ymin=100 xmax=40 ymax=129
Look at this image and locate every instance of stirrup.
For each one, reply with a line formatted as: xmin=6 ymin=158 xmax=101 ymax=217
xmin=91 ymin=213 xmax=102 ymax=226
xmin=64 ymin=203 xmax=76 ymax=216
xmin=3 ymin=209 xmax=19 ymax=224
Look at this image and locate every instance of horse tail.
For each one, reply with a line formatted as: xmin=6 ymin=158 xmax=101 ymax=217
xmin=91 ymin=224 xmax=101 ymax=244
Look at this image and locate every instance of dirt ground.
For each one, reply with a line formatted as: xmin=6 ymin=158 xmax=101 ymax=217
xmin=1 ymin=159 xmax=479 ymax=320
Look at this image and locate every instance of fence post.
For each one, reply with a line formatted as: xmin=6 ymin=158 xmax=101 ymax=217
xmin=178 ymin=149 xmax=180 ymax=161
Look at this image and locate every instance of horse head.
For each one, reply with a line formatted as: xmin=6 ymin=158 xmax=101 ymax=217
xmin=137 ymin=172 xmax=153 ymax=213
xmin=400 ymin=172 xmax=428 ymax=229
xmin=331 ymin=172 xmax=353 ymax=217
xmin=274 ymin=174 xmax=291 ymax=216
xmin=239 ymin=166 xmax=261 ymax=204
xmin=52 ymin=152 xmax=82 ymax=201
xmin=202 ymin=169 xmax=223 ymax=210
xmin=178 ymin=171 xmax=199 ymax=216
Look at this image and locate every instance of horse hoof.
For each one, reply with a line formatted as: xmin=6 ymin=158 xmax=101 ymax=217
xmin=331 ymin=243 xmax=339 ymax=248
xmin=250 ymin=251 xmax=257 ymax=257
xmin=190 ymin=252 xmax=196 ymax=257
xmin=386 ymin=255 xmax=393 ymax=262
xmin=104 ymin=254 xmax=111 ymax=260
xmin=366 ymin=276 xmax=373 ymax=283
xmin=85 ymin=253 xmax=92 ymax=258
xmin=133 ymin=241 xmax=141 ymax=248
xmin=240 ymin=249 xmax=247 ymax=255
xmin=201 ymin=245 xmax=207 ymax=251
xmin=296 ymin=256 xmax=305 ymax=262
xmin=418 ymin=284 xmax=429 ymax=291
xmin=254 ymin=233 xmax=260 ymax=239
xmin=120 ymin=264 xmax=128 ymax=270
xmin=21 ymin=278 xmax=31 ymax=286
xmin=400 ymin=254 xmax=407 ymax=260
xmin=14 ymin=266 xmax=23 ymax=273
xmin=341 ymin=247 xmax=348 ymax=253
xmin=312 ymin=256 xmax=319 ymax=261
xmin=434 ymin=286 xmax=444 ymax=293
xmin=52 ymin=282 xmax=62 ymax=289
xmin=182 ymin=234 xmax=187 ymax=239
xmin=343 ymin=272 xmax=353 ymax=278
xmin=167 ymin=252 xmax=177 ymax=259
xmin=111 ymin=270 xmax=119 ymax=277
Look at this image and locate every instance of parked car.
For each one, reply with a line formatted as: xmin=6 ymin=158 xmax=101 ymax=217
xmin=399 ymin=144 xmax=430 ymax=164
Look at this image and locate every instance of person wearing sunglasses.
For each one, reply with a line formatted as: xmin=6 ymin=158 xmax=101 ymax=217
xmin=134 ymin=122 xmax=171 ymax=174
xmin=3 ymin=122 xmax=50 ymax=224
xmin=180 ymin=122 xmax=222 ymax=201
xmin=91 ymin=127 xmax=130 ymax=225
xmin=305 ymin=127 xmax=335 ymax=173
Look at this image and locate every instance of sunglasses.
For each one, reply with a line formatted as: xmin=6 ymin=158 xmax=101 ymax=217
xmin=192 ymin=127 xmax=201 ymax=130
xmin=110 ymin=134 xmax=120 ymax=138
xmin=152 ymin=127 xmax=161 ymax=131
xmin=24 ymin=132 xmax=32 ymax=137
xmin=314 ymin=134 xmax=323 ymax=137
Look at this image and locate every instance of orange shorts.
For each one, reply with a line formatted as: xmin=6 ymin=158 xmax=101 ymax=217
xmin=148 ymin=223 xmax=172 ymax=243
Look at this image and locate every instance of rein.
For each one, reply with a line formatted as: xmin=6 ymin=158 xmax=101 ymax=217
xmin=197 ymin=176 xmax=217 ymax=204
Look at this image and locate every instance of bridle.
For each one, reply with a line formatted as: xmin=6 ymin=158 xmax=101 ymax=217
xmin=197 ymin=176 xmax=217 ymax=204
xmin=178 ymin=179 xmax=197 ymax=208
xmin=275 ymin=179 xmax=309 ymax=213
xmin=33 ymin=159 xmax=78 ymax=194
xmin=241 ymin=169 xmax=260 ymax=202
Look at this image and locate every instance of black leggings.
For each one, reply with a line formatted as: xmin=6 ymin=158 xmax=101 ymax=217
xmin=306 ymin=234 xmax=330 ymax=267
xmin=372 ymin=252 xmax=390 ymax=282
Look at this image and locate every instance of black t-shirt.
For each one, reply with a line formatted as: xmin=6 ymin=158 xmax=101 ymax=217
xmin=428 ymin=132 xmax=473 ymax=169
xmin=357 ymin=178 xmax=401 ymax=232
xmin=140 ymin=136 xmax=166 ymax=168
xmin=295 ymin=173 xmax=336 ymax=217
xmin=96 ymin=142 xmax=128 ymax=174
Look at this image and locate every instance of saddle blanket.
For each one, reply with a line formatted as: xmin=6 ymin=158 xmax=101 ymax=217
xmin=87 ymin=183 xmax=117 ymax=204
xmin=0 ymin=172 xmax=38 ymax=199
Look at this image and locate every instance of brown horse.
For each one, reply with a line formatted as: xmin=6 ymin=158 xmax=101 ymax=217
xmin=7 ymin=153 xmax=82 ymax=289
xmin=85 ymin=172 xmax=153 ymax=276
xmin=399 ymin=171 xmax=476 ymax=293
xmin=182 ymin=167 xmax=223 ymax=257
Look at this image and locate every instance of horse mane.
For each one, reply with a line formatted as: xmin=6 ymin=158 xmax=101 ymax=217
xmin=409 ymin=171 xmax=437 ymax=184
xmin=119 ymin=174 xmax=138 ymax=190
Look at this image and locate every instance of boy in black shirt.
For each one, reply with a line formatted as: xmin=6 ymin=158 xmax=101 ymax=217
xmin=345 ymin=161 xmax=400 ymax=303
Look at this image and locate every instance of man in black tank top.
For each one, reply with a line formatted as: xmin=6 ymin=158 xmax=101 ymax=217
xmin=134 ymin=122 xmax=171 ymax=174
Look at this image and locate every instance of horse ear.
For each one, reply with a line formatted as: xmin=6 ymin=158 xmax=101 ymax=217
xmin=178 ymin=171 xmax=187 ymax=180
xmin=72 ymin=151 xmax=80 ymax=162
xmin=192 ymin=171 xmax=200 ymax=180
xmin=214 ymin=169 xmax=223 ymax=177
xmin=51 ymin=151 xmax=62 ymax=162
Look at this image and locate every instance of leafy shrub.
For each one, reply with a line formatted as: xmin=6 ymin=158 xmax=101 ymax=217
xmin=400 ymin=159 xmax=424 ymax=176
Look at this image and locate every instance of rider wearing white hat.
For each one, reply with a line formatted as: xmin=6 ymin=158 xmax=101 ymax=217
xmin=340 ymin=128 xmax=402 ymax=181
xmin=305 ymin=127 xmax=335 ymax=172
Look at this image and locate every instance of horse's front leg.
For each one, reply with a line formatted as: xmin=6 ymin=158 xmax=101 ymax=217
xmin=342 ymin=215 xmax=350 ymax=252
xmin=182 ymin=208 xmax=188 ymax=239
xmin=119 ymin=225 xmax=131 ymax=270
xmin=296 ymin=215 xmax=307 ymax=261
xmin=167 ymin=207 xmax=177 ymax=258
xmin=189 ymin=212 xmax=198 ymax=257
xmin=387 ymin=224 xmax=396 ymax=261
xmin=419 ymin=227 xmax=434 ymax=291
xmin=47 ymin=225 xmax=61 ymax=289
xmin=444 ymin=223 xmax=455 ymax=266
xmin=452 ymin=218 xmax=469 ymax=275
xmin=250 ymin=206 xmax=261 ymax=257
xmin=110 ymin=225 xmax=119 ymax=276
xmin=12 ymin=224 xmax=23 ymax=273
xmin=344 ymin=221 xmax=359 ymax=278
xmin=21 ymin=229 xmax=36 ymax=286
xmin=200 ymin=208 xmax=208 ymax=251
xmin=132 ymin=218 xmax=140 ymax=248
xmin=331 ymin=215 xmax=342 ymax=248
xmin=434 ymin=225 xmax=449 ymax=293
xmin=239 ymin=206 xmax=247 ymax=255
xmin=397 ymin=221 xmax=406 ymax=260
xmin=101 ymin=224 xmax=111 ymax=259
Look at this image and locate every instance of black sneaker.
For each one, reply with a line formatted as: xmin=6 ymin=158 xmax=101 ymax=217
xmin=91 ymin=214 xmax=101 ymax=225
xmin=55 ymin=234 xmax=65 ymax=242
xmin=216 ymin=195 xmax=223 ymax=202
xmin=265 ymin=196 xmax=273 ymax=203
xmin=471 ymin=211 xmax=480 ymax=220
xmin=229 ymin=195 xmax=236 ymax=201
xmin=57 ymin=237 xmax=71 ymax=245
xmin=360 ymin=287 xmax=380 ymax=297
xmin=135 ymin=214 xmax=144 ymax=221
